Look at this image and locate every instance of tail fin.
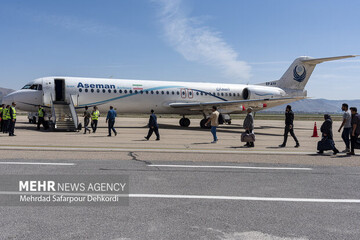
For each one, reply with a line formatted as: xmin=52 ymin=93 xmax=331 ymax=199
xmin=260 ymin=55 xmax=357 ymax=91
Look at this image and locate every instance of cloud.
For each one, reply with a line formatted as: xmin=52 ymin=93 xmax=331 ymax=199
xmin=154 ymin=0 xmax=251 ymax=81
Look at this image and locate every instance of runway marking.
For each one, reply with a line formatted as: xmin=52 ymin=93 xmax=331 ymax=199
xmin=0 ymin=162 xmax=75 ymax=166
xmin=149 ymin=164 xmax=313 ymax=171
xmin=0 ymin=191 xmax=359 ymax=203
xmin=0 ymin=145 xmax=315 ymax=155
xmin=128 ymin=194 xmax=360 ymax=203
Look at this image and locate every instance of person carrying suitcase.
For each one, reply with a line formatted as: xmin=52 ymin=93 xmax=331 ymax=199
xmin=243 ymin=107 xmax=255 ymax=147
xmin=318 ymin=114 xmax=339 ymax=155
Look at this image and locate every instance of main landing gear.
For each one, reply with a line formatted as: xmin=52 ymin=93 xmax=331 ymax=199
xmin=200 ymin=112 xmax=211 ymax=129
xmin=179 ymin=117 xmax=190 ymax=127
xmin=200 ymin=118 xmax=211 ymax=129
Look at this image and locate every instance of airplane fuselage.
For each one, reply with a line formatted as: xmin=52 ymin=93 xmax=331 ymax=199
xmin=7 ymin=76 xmax=286 ymax=115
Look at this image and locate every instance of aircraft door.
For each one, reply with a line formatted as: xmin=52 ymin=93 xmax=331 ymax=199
xmin=43 ymin=79 xmax=55 ymax=107
xmin=54 ymin=79 xmax=65 ymax=102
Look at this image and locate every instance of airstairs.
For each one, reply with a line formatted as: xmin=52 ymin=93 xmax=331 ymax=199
xmin=50 ymin=95 xmax=79 ymax=131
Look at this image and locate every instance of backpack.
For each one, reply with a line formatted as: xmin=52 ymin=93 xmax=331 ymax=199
xmin=218 ymin=113 xmax=224 ymax=124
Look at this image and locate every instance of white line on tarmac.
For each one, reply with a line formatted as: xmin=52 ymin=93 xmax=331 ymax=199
xmin=149 ymin=164 xmax=313 ymax=171
xmin=0 ymin=162 xmax=75 ymax=166
xmin=0 ymin=146 xmax=315 ymax=155
xmin=0 ymin=191 xmax=359 ymax=203
xmin=129 ymin=194 xmax=360 ymax=203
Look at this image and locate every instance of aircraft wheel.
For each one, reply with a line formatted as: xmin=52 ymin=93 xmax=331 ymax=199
xmin=200 ymin=118 xmax=210 ymax=129
xmin=179 ymin=118 xmax=190 ymax=127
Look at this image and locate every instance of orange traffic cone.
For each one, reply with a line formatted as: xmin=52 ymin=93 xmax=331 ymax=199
xmin=311 ymin=122 xmax=319 ymax=137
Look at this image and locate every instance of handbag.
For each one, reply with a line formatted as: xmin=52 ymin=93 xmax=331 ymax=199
xmin=317 ymin=137 xmax=335 ymax=151
xmin=241 ymin=132 xmax=255 ymax=142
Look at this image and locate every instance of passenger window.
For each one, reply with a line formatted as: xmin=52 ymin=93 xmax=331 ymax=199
xmin=91 ymin=89 xmax=94 ymax=93
xmin=124 ymin=90 xmax=128 ymax=94
xmin=119 ymin=90 xmax=122 ymax=94
xmin=102 ymin=89 xmax=106 ymax=93
xmin=108 ymin=89 xmax=111 ymax=93
xmin=97 ymin=89 xmax=100 ymax=93
xmin=161 ymin=91 xmax=164 ymax=95
xmin=114 ymin=90 xmax=117 ymax=93
xmin=79 ymin=89 xmax=83 ymax=92
xmin=85 ymin=89 xmax=88 ymax=93
xmin=129 ymin=90 xmax=133 ymax=94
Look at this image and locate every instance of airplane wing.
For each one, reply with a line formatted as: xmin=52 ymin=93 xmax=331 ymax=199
xmin=169 ymin=97 xmax=304 ymax=112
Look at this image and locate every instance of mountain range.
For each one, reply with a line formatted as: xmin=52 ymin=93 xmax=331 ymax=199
xmin=0 ymin=87 xmax=15 ymax=104
xmin=262 ymin=99 xmax=360 ymax=114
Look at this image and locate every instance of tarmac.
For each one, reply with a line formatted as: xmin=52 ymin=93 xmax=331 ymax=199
xmin=0 ymin=116 xmax=360 ymax=240
xmin=0 ymin=116 xmax=358 ymax=165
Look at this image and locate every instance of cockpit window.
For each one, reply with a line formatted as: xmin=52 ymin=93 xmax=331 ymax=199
xmin=22 ymin=84 xmax=32 ymax=89
xmin=22 ymin=84 xmax=43 ymax=90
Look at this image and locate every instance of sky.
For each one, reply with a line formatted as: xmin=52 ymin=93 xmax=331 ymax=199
xmin=0 ymin=0 xmax=359 ymax=99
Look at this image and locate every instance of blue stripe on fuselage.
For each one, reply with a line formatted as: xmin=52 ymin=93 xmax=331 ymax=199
xmin=77 ymin=86 xmax=228 ymax=107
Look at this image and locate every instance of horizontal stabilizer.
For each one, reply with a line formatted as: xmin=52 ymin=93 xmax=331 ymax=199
xmin=301 ymin=55 xmax=358 ymax=65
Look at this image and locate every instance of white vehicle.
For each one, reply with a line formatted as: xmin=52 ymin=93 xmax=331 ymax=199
xmin=3 ymin=55 xmax=357 ymax=130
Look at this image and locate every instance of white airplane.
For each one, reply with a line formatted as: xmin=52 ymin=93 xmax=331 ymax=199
xmin=3 ymin=55 xmax=357 ymax=129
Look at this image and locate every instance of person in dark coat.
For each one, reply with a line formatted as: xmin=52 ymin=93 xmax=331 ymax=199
xmin=144 ymin=109 xmax=160 ymax=141
xmin=319 ymin=114 xmax=339 ymax=155
xmin=243 ymin=107 xmax=254 ymax=147
xmin=279 ymin=105 xmax=299 ymax=148
xmin=348 ymin=107 xmax=360 ymax=156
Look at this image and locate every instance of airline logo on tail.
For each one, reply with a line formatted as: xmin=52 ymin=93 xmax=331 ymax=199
xmin=293 ymin=65 xmax=306 ymax=82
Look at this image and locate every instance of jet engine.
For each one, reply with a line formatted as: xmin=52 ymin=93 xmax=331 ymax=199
xmin=242 ymin=86 xmax=286 ymax=100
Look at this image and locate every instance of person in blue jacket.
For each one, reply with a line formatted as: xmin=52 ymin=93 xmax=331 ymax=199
xmin=144 ymin=109 xmax=160 ymax=141
xmin=106 ymin=106 xmax=117 ymax=137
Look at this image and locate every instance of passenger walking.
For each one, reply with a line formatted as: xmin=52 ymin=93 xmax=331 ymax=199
xmin=243 ymin=107 xmax=254 ymax=147
xmin=206 ymin=106 xmax=220 ymax=143
xmin=0 ymin=104 xmax=4 ymax=132
xmin=37 ymin=105 xmax=45 ymax=130
xmin=279 ymin=105 xmax=300 ymax=148
xmin=91 ymin=106 xmax=100 ymax=133
xmin=348 ymin=107 xmax=360 ymax=156
xmin=83 ymin=106 xmax=91 ymax=134
xmin=8 ymin=102 xmax=17 ymax=136
xmin=2 ymin=105 xmax=10 ymax=133
xmin=106 ymin=106 xmax=117 ymax=137
xmin=144 ymin=109 xmax=160 ymax=141
xmin=318 ymin=114 xmax=339 ymax=155
xmin=338 ymin=103 xmax=351 ymax=153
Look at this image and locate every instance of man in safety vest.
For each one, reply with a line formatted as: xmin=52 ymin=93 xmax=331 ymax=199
xmin=8 ymin=102 xmax=17 ymax=136
xmin=0 ymin=104 xmax=4 ymax=132
xmin=2 ymin=105 xmax=10 ymax=134
xmin=37 ymin=105 xmax=45 ymax=130
xmin=91 ymin=106 xmax=100 ymax=133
